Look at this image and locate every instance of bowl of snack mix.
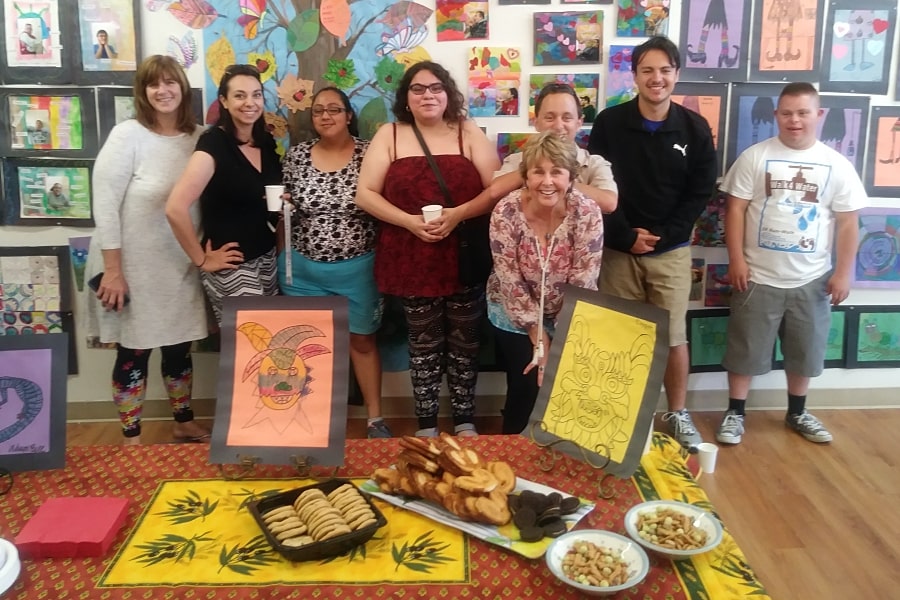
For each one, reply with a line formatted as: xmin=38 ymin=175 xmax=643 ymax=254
xmin=624 ymin=500 xmax=723 ymax=560
xmin=545 ymin=530 xmax=649 ymax=596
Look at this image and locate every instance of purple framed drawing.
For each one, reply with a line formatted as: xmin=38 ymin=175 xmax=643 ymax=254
xmin=679 ymin=0 xmax=752 ymax=82
xmin=820 ymin=0 xmax=896 ymax=95
xmin=854 ymin=208 xmax=900 ymax=288
xmin=817 ymin=93 xmax=869 ymax=174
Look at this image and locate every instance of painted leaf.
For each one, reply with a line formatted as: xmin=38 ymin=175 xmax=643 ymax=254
xmin=377 ymin=1 xmax=432 ymax=29
xmin=374 ymin=56 xmax=404 ymax=93
xmin=358 ymin=97 xmax=388 ymax=140
xmin=167 ymin=0 xmax=219 ymax=29
xmin=320 ymin=0 xmax=350 ymax=42
xmin=323 ymin=58 xmax=359 ymax=89
xmin=238 ymin=0 xmax=266 ymax=40
xmin=205 ymin=35 xmax=236 ymax=92
xmin=237 ymin=322 xmax=271 ymax=352
xmin=297 ymin=343 xmax=330 ymax=361
xmin=241 ymin=349 xmax=273 ymax=381
xmin=270 ymin=325 xmax=324 ymax=349
xmin=286 ymin=9 xmax=320 ymax=52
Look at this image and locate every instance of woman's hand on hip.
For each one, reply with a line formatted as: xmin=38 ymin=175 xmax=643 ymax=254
xmin=200 ymin=240 xmax=244 ymax=272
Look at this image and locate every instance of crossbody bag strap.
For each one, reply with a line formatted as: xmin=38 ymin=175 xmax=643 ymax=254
xmin=411 ymin=122 xmax=455 ymax=208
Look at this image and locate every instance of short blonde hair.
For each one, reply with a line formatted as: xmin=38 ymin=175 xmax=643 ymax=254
xmin=133 ymin=55 xmax=195 ymax=134
xmin=518 ymin=130 xmax=580 ymax=181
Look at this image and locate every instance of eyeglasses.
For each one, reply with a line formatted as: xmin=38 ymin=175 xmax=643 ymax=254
xmin=409 ymin=83 xmax=446 ymax=95
xmin=311 ymin=106 xmax=347 ymax=117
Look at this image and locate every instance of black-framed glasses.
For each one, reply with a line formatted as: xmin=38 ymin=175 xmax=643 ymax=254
xmin=311 ymin=106 xmax=347 ymax=117
xmin=409 ymin=83 xmax=445 ymax=95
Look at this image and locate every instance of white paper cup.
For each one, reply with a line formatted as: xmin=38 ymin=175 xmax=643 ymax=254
xmin=265 ymin=185 xmax=285 ymax=211
xmin=696 ymin=442 xmax=719 ymax=474
xmin=422 ymin=204 xmax=443 ymax=223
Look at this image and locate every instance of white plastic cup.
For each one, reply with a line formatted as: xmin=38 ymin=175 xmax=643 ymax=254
xmin=696 ymin=442 xmax=719 ymax=474
xmin=265 ymin=185 xmax=285 ymax=211
xmin=422 ymin=204 xmax=443 ymax=223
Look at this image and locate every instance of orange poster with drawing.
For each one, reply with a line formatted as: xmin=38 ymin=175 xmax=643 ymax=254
xmin=757 ymin=0 xmax=819 ymax=72
xmin=873 ymin=115 xmax=900 ymax=188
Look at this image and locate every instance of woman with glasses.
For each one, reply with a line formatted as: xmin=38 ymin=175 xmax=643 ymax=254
xmin=166 ymin=64 xmax=281 ymax=324
xmin=84 ymin=55 xmax=209 ymax=444
xmin=356 ymin=61 xmax=499 ymax=438
xmin=278 ymin=87 xmax=391 ymax=439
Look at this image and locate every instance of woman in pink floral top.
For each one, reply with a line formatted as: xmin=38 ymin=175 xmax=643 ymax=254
xmin=487 ymin=131 xmax=604 ymax=434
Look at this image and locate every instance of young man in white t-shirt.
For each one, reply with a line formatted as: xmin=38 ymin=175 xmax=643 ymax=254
xmin=718 ymin=82 xmax=867 ymax=445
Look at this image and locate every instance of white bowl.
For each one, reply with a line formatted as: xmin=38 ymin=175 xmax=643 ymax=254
xmin=545 ymin=530 xmax=649 ymax=597
xmin=624 ymin=500 xmax=723 ymax=560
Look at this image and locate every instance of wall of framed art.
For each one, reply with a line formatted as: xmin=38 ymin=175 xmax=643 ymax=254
xmin=2 ymin=0 xmax=900 ymax=412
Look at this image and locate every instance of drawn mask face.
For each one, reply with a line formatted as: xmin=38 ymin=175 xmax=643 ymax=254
xmin=256 ymin=351 xmax=307 ymax=410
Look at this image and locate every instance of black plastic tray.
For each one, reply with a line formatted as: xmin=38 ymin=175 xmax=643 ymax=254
xmin=248 ymin=479 xmax=387 ymax=562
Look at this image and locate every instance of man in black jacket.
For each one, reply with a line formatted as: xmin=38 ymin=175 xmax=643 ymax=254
xmin=588 ymin=36 xmax=718 ymax=449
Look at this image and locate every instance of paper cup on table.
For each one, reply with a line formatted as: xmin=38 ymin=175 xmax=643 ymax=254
xmin=265 ymin=185 xmax=285 ymax=211
xmin=422 ymin=204 xmax=443 ymax=223
xmin=696 ymin=442 xmax=719 ymax=473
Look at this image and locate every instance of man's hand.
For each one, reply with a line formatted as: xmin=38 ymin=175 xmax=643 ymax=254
xmin=630 ymin=228 xmax=660 ymax=254
xmin=727 ymin=258 xmax=751 ymax=293
xmin=826 ymin=272 xmax=851 ymax=305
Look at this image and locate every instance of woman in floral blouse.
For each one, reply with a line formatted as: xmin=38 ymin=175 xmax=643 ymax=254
xmin=487 ymin=131 xmax=604 ymax=434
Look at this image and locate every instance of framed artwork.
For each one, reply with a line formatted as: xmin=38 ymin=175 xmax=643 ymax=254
xmin=820 ymin=0 xmax=896 ymax=95
xmin=528 ymin=73 xmax=600 ymax=124
xmin=0 ymin=334 xmax=68 ymax=472
xmin=605 ymin=44 xmax=635 ymax=108
xmin=499 ymin=0 xmax=549 ymax=4
xmin=692 ymin=186 xmax=727 ymax=246
xmin=673 ymin=81 xmax=729 ymax=172
xmin=726 ymin=82 xmax=783 ymax=168
xmin=686 ymin=308 xmax=729 ymax=372
xmin=750 ymin=0 xmax=824 ymax=82
xmin=467 ymin=47 xmax=521 ymax=118
xmin=435 ymin=0 xmax=489 ymax=42
xmin=845 ymin=306 xmax=900 ymax=368
xmin=616 ymin=0 xmax=669 ymax=37
xmin=864 ymin=106 xmax=900 ymax=197
xmin=211 ymin=296 xmax=350 ymax=468
xmin=1 ymin=158 xmax=94 ymax=227
xmin=854 ymin=208 xmax=900 ymax=288
xmin=97 ymin=87 xmax=204 ymax=144
xmin=0 ymin=87 xmax=98 ymax=158
xmin=704 ymin=263 xmax=732 ymax=307
xmin=533 ymin=11 xmax=602 ymax=66
xmin=530 ymin=287 xmax=669 ymax=478
xmin=0 ymin=245 xmax=77 ymax=374
xmin=0 ymin=0 xmax=75 ymax=84
xmin=74 ymin=0 xmax=140 ymax=84
xmin=497 ymin=132 xmax=534 ymax=161
xmin=817 ymin=94 xmax=870 ymax=174
xmin=689 ymin=258 xmax=706 ymax=302
xmin=774 ymin=307 xmax=847 ymax=369
xmin=679 ymin=0 xmax=752 ymax=82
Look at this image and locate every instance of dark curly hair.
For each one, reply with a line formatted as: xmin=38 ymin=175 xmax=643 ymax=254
xmin=392 ymin=61 xmax=467 ymax=124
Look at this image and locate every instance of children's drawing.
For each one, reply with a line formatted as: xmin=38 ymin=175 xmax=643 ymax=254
xmin=680 ymin=0 xmax=751 ymax=82
xmin=691 ymin=187 xmax=726 ymax=246
xmin=436 ymin=0 xmax=488 ymax=41
xmin=533 ymin=11 xmax=602 ymax=66
xmin=616 ymin=0 xmax=669 ymax=37
xmin=605 ymin=45 xmax=634 ymax=108
xmin=76 ymin=0 xmax=139 ymax=73
xmin=468 ymin=47 xmax=521 ymax=118
xmin=687 ymin=309 xmax=729 ymax=372
xmin=854 ymin=208 xmax=900 ymax=288
xmin=854 ymin=311 xmax=900 ymax=365
xmin=821 ymin=2 xmax=896 ymax=95
xmin=816 ymin=94 xmax=869 ymax=173
xmin=726 ymin=83 xmax=783 ymax=168
xmin=704 ymin=264 xmax=731 ymax=307
xmin=751 ymin=0 xmax=823 ymax=80
xmin=864 ymin=107 xmax=900 ymax=197
xmin=673 ymin=81 xmax=727 ymax=171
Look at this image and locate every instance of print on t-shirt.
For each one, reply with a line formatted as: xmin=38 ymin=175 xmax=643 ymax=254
xmin=759 ymin=159 xmax=831 ymax=254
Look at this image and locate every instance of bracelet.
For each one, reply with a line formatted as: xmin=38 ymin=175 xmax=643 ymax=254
xmin=196 ymin=255 xmax=207 ymax=268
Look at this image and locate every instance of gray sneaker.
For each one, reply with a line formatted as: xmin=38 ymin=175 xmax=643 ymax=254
xmin=785 ymin=412 xmax=833 ymax=443
xmin=662 ymin=409 xmax=703 ymax=449
xmin=367 ymin=420 xmax=393 ymax=439
xmin=716 ymin=410 xmax=745 ymax=445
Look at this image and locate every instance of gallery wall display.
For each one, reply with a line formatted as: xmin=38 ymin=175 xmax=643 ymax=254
xmin=820 ymin=0 xmax=896 ymax=95
xmin=817 ymin=93 xmax=870 ymax=174
xmin=855 ymin=207 xmax=900 ymax=288
xmin=0 ymin=0 xmax=76 ymax=85
xmin=0 ymin=87 xmax=98 ymax=159
xmin=749 ymin=0 xmax=825 ymax=82
xmin=864 ymin=105 xmax=900 ymax=197
xmin=774 ymin=307 xmax=848 ymax=369
xmin=1 ymin=158 xmax=94 ymax=227
xmin=687 ymin=308 xmax=729 ymax=372
xmin=73 ymin=0 xmax=140 ymax=85
xmin=725 ymin=82 xmax=784 ymax=168
xmin=845 ymin=306 xmax=900 ymax=368
xmin=533 ymin=11 xmax=603 ymax=66
xmin=672 ymin=81 xmax=729 ymax=173
xmin=678 ymin=0 xmax=752 ymax=83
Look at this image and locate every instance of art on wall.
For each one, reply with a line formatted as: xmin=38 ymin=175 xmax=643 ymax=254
xmin=211 ymin=296 xmax=350 ymax=467
xmin=0 ymin=0 xmax=74 ymax=84
xmin=686 ymin=308 xmax=729 ymax=372
xmin=74 ymin=0 xmax=140 ymax=84
xmin=864 ymin=105 xmax=900 ymax=197
xmin=529 ymin=286 xmax=669 ymax=478
xmin=0 ymin=245 xmax=77 ymax=374
xmin=605 ymin=44 xmax=635 ymax=108
xmin=774 ymin=307 xmax=847 ymax=369
xmin=97 ymin=86 xmax=204 ymax=144
xmin=435 ymin=0 xmax=488 ymax=41
xmin=678 ymin=0 xmax=751 ymax=82
xmin=0 ymin=334 xmax=68 ymax=472
xmin=691 ymin=186 xmax=726 ymax=246
xmin=726 ymin=82 xmax=783 ymax=168
xmin=704 ymin=263 xmax=732 ymax=307
xmin=468 ymin=47 xmax=521 ymax=117
xmin=528 ymin=73 xmax=599 ymax=124
xmin=533 ymin=11 xmax=603 ymax=66
xmin=846 ymin=306 xmax=900 ymax=368
xmin=67 ymin=235 xmax=90 ymax=292
xmin=854 ymin=208 xmax=900 ymax=288
xmin=497 ymin=132 xmax=534 ymax=162
xmin=616 ymin=0 xmax=669 ymax=37
xmin=689 ymin=257 xmax=706 ymax=301
xmin=820 ymin=0 xmax=896 ymax=95
xmin=672 ymin=81 xmax=728 ymax=172
xmin=1 ymin=158 xmax=94 ymax=227
xmin=817 ymin=93 xmax=870 ymax=174
xmin=750 ymin=0 xmax=824 ymax=82
xmin=0 ymin=87 xmax=98 ymax=158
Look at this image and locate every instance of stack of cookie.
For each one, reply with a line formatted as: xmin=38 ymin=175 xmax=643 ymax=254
xmin=371 ymin=433 xmax=516 ymax=526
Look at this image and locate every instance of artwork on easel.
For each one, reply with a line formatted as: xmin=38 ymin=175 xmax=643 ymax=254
xmin=749 ymin=0 xmax=824 ymax=82
xmin=845 ymin=306 xmax=900 ymax=368
xmin=726 ymin=82 xmax=783 ymax=168
xmin=678 ymin=0 xmax=751 ymax=82
xmin=854 ymin=208 xmax=900 ymax=288
xmin=533 ymin=11 xmax=602 ymax=66
xmin=529 ymin=286 xmax=668 ymax=478
xmin=0 ymin=334 xmax=68 ymax=472
xmin=468 ymin=47 xmax=521 ymax=118
xmin=686 ymin=308 xmax=729 ymax=372
xmin=820 ymin=0 xmax=896 ymax=95
xmin=673 ymin=81 xmax=728 ymax=172
xmin=817 ymin=94 xmax=869 ymax=174
xmin=863 ymin=106 xmax=900 ymax=197
xmin=605 ymin=44 xmax=635 ymax=108
xmin=616 ymin=0 xmax=669 ymax=37
xmin=211 ymin=296 xmax=350 ymax=467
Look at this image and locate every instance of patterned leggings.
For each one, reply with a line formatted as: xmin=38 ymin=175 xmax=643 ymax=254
xmin=112 ymin=341 xmax=194 ymax=438
xmin=402 ymin=287 xmax=484 ymax=429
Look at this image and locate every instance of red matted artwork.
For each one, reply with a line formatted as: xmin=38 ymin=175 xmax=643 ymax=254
xmin=210 ymin=296 xmax=349 ymax=467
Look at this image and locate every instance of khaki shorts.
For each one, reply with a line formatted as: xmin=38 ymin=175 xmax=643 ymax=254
xmin=599 ymin=246 xmax=691 ymax=346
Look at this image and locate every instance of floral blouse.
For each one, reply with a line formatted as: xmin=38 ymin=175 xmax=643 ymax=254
xmin=486 ymin=188 xmax=604 ymax=334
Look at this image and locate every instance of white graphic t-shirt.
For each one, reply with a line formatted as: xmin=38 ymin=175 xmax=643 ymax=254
xmin=721 ymin=137 xmax=867 ymax=288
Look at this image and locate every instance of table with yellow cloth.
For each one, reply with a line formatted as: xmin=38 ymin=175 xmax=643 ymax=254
xmin=0 ymin=434 xmax=769 ymax=599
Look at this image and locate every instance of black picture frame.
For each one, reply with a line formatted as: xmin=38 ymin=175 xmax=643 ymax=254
xmin=678 ymin=0 xmax=752 ymax=82
xmin=817 ymin=93 xmax=870 ymax=174
xmin=773 ymin=306 xmax=848 ymax=369
xmin=97 ymin=87 xmax=205 ymax=146
xmin=863 ymin=105 xmax=900 ymax=197
xmin=820 ymin=0 xmax=897 ymax=95
xmin=686 ymin=308 xmax=730 ymax=373
xmin=72 ymin=0 xmax=141 ymax=85
xmin=725 ymin=82 xmax=784 ymax=168
xmin=0 ymin=87 xmax=98 ymax=158
xmin=1 ymin=157 xmax=95 ymax=227
xmin=749 ymin=0 xmax=825 ymax=83
xmin=844 ymin=305 xmax=900 ymax=368
xmin=0 ymin=0 xmax=76 ymax=85
xmin=673 ymin=81 xmax=730 ymax=174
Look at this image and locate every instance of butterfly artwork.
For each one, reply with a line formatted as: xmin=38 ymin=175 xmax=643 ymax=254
xmin=533 ymin=11 xmax=602 ymax=66
xmin=238 ymin=0 xmax=266 ymax=40
xmin=375 ymin=18 xmax=428 ymax=56
xmin=167 ymin=30 xmax=198 ymax=69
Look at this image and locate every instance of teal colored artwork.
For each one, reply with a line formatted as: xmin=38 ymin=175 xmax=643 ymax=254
xmin=775 ymin=310 xmax=846 ymax=363
xmin=690 ymin=314 xmax=728 ymax=369
xmin=857 ymin=312 xmax=900 ymax=362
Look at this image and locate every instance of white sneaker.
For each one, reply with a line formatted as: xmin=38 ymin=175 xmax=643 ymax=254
xmin=716 ymin=410 xmax=745 ymax=445
xmin=662 ymin=409 xmax=702 ymax=448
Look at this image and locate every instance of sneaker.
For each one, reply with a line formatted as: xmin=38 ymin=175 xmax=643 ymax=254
xmin=785 ymin=412 xmax=833 ymax=443
xmin=367 ymin=419 xmax=393 ymax=439
xmin=716 ymin=410 xmax=745 ymax=445
xmin=454 ymin=423 xmax=478 ymax=437
xmin=662 ymin=409 xmax=703 ymax=449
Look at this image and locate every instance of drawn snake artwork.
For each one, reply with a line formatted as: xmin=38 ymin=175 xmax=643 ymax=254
xmin=0 ymin=376 xmax=44 ymax=442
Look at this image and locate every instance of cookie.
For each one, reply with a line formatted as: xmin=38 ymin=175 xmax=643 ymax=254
xmin=326 ymin=484 xmax=356 ymax=502
xmin=519 ymin=526 xmax=545 ymax=543
xmin=559 ymin=496 xmax=581 ymax=515
xmin=263 ymin=506 xmax=296 ymax=523
xmin=276 ymin=525 xmax=310 ymax=541
xmin=268 ymin=517 xmax=304 ymax=534
xmin=351 ymin=517 xmax=377 ymax=531
xmin=317 ymin=523 xmax=352 ymax=541
xmin=541 ymin=518 xmax=567 ymax=538
xmin=281 ymin=535 xmax=315 ymax=548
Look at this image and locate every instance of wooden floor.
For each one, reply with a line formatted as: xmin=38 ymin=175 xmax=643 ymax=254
xmin=66 ymin=408 xmax=900 ymax=600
